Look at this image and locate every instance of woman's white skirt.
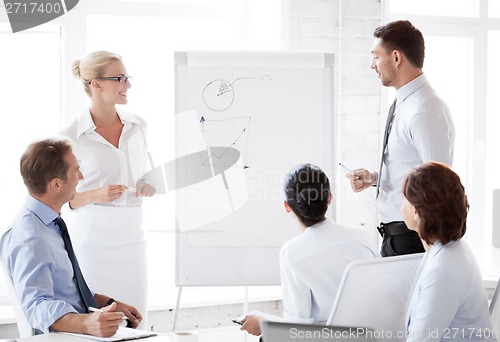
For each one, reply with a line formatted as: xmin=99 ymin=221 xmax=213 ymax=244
xmin=70 ymin=205 xmax=148 ymax=329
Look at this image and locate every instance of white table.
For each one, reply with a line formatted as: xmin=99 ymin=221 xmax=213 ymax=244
xmin=16 ymin=334 xmax=170 ymax=342
xmin=16 ymin=326 xmax=260 ymax=342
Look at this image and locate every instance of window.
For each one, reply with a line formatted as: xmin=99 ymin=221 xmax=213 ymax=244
xmin=490 ymin=0 xmax=500 ymax=17
xmin=485 ymin=30 xmax=500 ymax=273
xmin=420 ymin=35 xmax=472 ymax=186
xmin=0 ymin=24 xmax=62 ymax=303
xmin=487 ymin=31 xmax=500 ymax=190
xmin=388 ymin=0 xmax=478 ymax=17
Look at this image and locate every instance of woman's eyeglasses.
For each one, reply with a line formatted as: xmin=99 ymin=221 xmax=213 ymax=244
xmin=88 ymin=75 xmax=132 ymax=84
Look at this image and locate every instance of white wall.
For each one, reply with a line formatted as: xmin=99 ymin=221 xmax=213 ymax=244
xmin=284 ymin=0 xmax=381 ymax=237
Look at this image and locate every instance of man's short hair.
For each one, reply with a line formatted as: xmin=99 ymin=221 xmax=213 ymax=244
xmin=373 ymin=20 xmax=425 ymax=69
xmin=20 ymin=138 xmax=73 ymax=195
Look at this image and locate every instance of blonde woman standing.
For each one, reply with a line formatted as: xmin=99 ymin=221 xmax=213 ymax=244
xmin=60 ymin=51 xmax=155 ymax=329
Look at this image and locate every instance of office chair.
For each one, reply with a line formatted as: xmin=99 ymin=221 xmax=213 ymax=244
xmin=327 ymin=253 xmax=424 ymax=342
xmin=489 ymin=277 xmax=500 ymax=342
xmin=0 ymin=262 xmax=35 ymax=337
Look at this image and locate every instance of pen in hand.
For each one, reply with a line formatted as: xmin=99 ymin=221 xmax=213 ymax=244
xmin=88 ymin=306 xmax=129 ymax=321
xmin=339 ymin=162 xmax=353 ymax=173
xmin=232 ymin=319 xmax=244 ymax=325
xmin=339 ymin=163 xmax=361 ymax=180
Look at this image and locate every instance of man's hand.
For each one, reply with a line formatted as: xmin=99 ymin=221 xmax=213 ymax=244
xmin=346 ymin=169 xmax=377 ymax=192
xmin=84 ymin=302 xmax=124 ymax=337
xmin=113 ymin=301 xmax=142 ymax=328
xmin=50 ymin=302 xmax=123 ymax=337
xmin=240 ymin=315 xmax=263 ymax=336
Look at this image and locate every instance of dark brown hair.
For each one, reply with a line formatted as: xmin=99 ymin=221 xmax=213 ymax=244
xmin=373 ymin=20 xmax=425 ymax=69
xmin=20 ymin=139 xmax=73 ymax=195
xmin=403 ymin=162 xmax=468 ymax=245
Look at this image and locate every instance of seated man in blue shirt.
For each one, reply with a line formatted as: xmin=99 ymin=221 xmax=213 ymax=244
xmin=0 ymin=138 xmax=142 ymax=336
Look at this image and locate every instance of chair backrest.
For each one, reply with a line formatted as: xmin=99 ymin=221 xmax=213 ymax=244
xmin=327 ymin=253 xmax=424 ymax=342
xmin=489 ymin=277 xmax=500 ymax=342
xmin=0 ymin=262 xmax=35 ymax=337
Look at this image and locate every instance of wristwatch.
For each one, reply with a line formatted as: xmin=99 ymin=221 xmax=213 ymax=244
xmin=106 ymin=297 xmax=115 ymax=306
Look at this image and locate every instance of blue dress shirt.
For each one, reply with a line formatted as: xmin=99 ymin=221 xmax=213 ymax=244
xmin=405 ymin=240 xmax=494 ymax=341
xmin=0 ymin=196 xmax=90 ymax=334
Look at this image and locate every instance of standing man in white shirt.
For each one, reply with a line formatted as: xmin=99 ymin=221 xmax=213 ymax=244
xmin=347 ymin=20 xmax=455 ymax=257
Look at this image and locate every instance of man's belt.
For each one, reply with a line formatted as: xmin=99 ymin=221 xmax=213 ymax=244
xmin=377 ymin=221 xmax=411 ymax=238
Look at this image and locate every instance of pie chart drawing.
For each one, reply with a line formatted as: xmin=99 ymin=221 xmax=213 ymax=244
xmin=202 ymin=79 xmax=234 ymax=112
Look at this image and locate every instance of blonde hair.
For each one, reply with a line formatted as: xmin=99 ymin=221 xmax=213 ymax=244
xmin=71 ymin=50 xmax=122 ymax=97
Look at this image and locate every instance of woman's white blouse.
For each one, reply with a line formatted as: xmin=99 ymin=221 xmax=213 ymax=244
xmin=60 ymin=109 xmax=152 ymax=207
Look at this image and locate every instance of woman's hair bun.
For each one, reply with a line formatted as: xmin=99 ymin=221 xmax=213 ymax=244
xmin=71 ymin=59 xmax=82 ymax=79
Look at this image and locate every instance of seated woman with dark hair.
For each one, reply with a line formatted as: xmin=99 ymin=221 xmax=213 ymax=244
xmin=402 ymin=162 xmax=494 ymax=341
xmin=241 ymin=163 xmax=379 ymax=336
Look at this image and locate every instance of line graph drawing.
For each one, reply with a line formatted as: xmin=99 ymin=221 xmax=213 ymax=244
xmin=199 ymin=115 xmax=252 ymax=169
xmin=202 ymin=77 xmax=256 ymax=112
xmin=202 ymin=128 xmax=246 ymax=166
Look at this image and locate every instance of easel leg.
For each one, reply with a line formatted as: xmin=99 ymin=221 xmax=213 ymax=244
xmin=243 ymin=286 xmax=248 ymax=342
xmin=172 ymin=286 xmax=183 ymax=332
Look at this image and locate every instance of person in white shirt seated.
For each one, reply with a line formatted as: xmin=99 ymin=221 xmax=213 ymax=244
xmin=241 ymin=163 xmax=379 ymax=336
xmin=402 ymin=162 xmax=494 ymax=341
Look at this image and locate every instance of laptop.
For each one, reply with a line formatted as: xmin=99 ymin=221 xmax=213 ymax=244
xmin=260 ymin=321 xmax=378 ymax=342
